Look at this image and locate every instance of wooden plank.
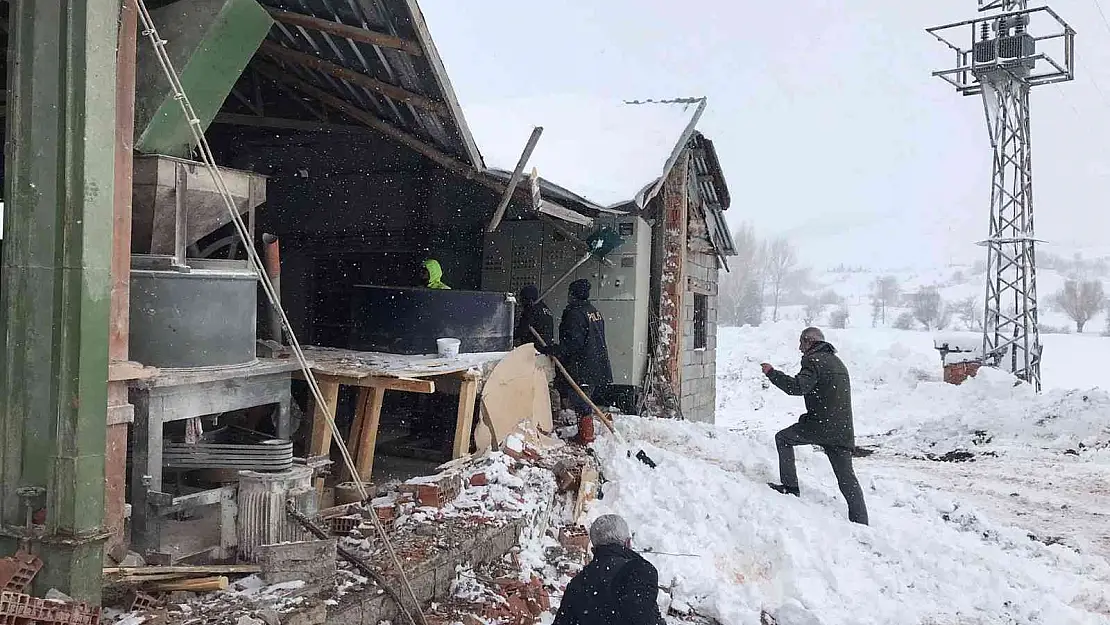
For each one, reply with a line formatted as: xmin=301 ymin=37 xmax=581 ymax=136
xmin=452 ymin=374 xmax=480 ymax=459
xmin=104 ymin=565 xmax=260 ymax=576
xmin=150 ymin=576 xmax=228 ymax=592
xmin=354 ymin=386 xmax=386 ymax=481
xmin=309 ymin=379 xmax=341 ymax=492
xmin=573 ymin=465 xmax=599 ymax=524
xmin=486 ymin=126 xmax=544 ymax=233
xmin=266 ymin=8 xmax=423 ymax=56
xmin=108 ymin=360 xmax=157 ymax=382
xmin=537 ymin=200 xmax=594 ymax=226
xmin=370 ymin=376 xmax=434 ymax=393
xmin=258 ymin=41 xmax=447 ymax=116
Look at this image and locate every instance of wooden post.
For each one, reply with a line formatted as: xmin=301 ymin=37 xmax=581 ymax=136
xmin=452 ymin=373 xmax=480 ymax=459
xmin=308 ymin=379 xmax=341 ymax=492
xmin=354 ymin=387 xmax=385 ymax=481
xmin=106 ymin=0 xmax=139 ymax=559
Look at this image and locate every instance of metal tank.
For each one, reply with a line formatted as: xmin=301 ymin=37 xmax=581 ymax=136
xmin=129 ymin=254 xmax=258 ymax=369
xmin=348 ymin=285 xmax=515 ymax=355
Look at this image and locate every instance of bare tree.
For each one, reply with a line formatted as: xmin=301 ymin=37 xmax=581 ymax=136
xmin=893 ymin=311 xmax=916 ymax=330
xmin=765 ymin=237 xmax=798 ymax=322
xmin=870 ymin=276 xmax=901 ymax=326
xmin=717 ymin=223 xmax=766 ymax=326
xmin=950 ymin=296 xmax=982 ymax=331
xmin=802 ymin=298 xmax=826 ymax=325
xmin=830 ymin=307 xmax=850 ymax=329
xmin=910 ymin=286 xmax=944 ymax=330
xmin=1052 ymin=279 xmax=1105 ymax=333
xmin=739 ymin=281 xmax=764 ymax=326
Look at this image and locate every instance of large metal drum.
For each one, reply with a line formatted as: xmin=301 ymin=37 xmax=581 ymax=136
xmin=348 ymin=285 xmax=515 ymax=355
xmin=129 ymin=255 xmax=258 ymax=369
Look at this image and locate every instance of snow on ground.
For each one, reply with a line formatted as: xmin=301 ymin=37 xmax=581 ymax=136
xmin=582 ymin=324 xmax=1110 ymax=625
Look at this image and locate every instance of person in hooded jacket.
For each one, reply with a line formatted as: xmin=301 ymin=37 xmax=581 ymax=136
xmin=542 ymin=279 xmax=613 ymax=416
xmin=761 ymin=327 xmax=869 ymax=525
xmin=421 ymin=259 xmax=450 ymax=290
xmin=514 ymin=284 xmax=554 ymax=347
xmin=552 ymin=515 xmax=665 ymax=625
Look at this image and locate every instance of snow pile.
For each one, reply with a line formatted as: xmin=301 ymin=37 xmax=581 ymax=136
xmin=588 ymin=416 xmax=1110 ymax=625
xmin=578 ymin=325 xmax=1110 ymax=624
xmin=714 ymin=325 xmax=1110 ymax=458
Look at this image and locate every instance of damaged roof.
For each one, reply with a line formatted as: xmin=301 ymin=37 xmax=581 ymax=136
xmin=222 ymin=0 xmax=484 ymax=169
xmin=463 ymin=95 xmax=707 ymax=211
xmin=691 ymin=132 xmax=736 ymax=258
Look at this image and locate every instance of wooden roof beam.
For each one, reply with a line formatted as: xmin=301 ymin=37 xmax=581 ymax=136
xmin=258 ymin=41 xmax=447 ymax=116
xmin=252 ymin=60 xmax=486 ymax=187
xmin=267 ymin=8 xmax=422 ymax=56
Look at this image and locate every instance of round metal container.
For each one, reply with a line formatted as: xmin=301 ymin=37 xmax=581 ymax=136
xmin=129 ymin=256 xmax=258 ymax=369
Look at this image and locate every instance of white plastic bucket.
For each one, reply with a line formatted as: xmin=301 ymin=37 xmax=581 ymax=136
xmin=436 ymin=338 xmax=461 ymax=359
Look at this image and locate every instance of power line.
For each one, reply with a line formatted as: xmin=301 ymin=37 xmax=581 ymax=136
xmin=1092 ymin=0 xmax=1110 ymax=38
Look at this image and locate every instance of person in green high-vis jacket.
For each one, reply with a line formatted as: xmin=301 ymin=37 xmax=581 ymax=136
xmin=421 ymin=258 xmax=450 ymax=289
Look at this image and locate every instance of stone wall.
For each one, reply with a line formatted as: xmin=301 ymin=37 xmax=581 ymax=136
xmin=680 ymin=248 xmax=719 ymax=424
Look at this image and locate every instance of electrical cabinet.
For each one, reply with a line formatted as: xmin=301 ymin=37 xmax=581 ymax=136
xmin=482 ymin=216 xmax=652 ymax=388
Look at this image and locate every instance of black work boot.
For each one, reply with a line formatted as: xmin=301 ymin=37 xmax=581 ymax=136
xmin=768 ymin=483 xmax=800 ymax=497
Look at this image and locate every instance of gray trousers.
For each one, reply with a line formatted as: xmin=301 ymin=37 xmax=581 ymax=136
xmin=775 ymin=424 xmax=869 ymax=525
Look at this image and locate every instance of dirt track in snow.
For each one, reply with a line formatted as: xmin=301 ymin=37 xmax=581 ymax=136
xmin=868 ymin=452 xmax=1110 ymax=562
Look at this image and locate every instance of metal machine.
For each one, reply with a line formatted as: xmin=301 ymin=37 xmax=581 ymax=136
xmin=482 ymin=216 xmax=651 ymax=397
xmin=928 ymin=1 xmax=1075 ymax=391
xmin=126 ymin=155 xmax=308 ymax=561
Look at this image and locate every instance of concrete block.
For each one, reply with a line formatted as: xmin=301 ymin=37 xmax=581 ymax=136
xmin=282 ymin=604 xmax=327 ymax=625
xmin=258 ymin=539 xmax=337 ymax=586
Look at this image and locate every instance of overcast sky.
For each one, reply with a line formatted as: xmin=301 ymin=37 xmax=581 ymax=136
xmin=420 ymin=0 xmax=1110 ymax=270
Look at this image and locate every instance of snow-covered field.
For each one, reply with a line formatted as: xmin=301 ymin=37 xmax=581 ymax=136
xmin=585 ymin=325 xmax=1110 ymax=625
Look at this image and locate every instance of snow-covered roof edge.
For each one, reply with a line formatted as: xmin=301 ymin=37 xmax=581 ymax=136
xmin=629 ymin=97 xmax=708 ymax=211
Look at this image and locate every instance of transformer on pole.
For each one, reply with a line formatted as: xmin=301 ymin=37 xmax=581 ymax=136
xmin=928 ymin=1 xmax=1076 ymax=391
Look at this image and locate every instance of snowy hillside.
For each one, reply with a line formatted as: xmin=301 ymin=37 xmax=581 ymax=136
xmin=580 ymin=325 xmax=1110 ymax=625
xmin=774 ymin=261 xmax=1110 ymax=334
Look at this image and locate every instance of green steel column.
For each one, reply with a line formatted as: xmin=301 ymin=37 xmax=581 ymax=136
xmin=0 ymin=0 xmax=119 ymax=603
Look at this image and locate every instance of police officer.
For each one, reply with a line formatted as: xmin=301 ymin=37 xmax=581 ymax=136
xmin=515 ymin=284 xmax=554 ymax=347
xmin=542 ymin=279 xmax=613 ymax=417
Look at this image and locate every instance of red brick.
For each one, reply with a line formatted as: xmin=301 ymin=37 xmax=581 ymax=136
xmin=469 ymin=472 xmax=488 ymax=487
xmin=558 ymin=525 xmax=590 ymax=552
xmin=505 ymin=595 xmax=535 ymax=625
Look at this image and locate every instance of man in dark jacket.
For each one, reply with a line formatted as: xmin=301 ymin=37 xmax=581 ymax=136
xmin=545 ymin=279 xmax=613 ymax=415
xmin=553 ymin=515 xmax=664 ymax=625
xmin=514 ymin=284 xmax=555 ymax=347
xmin=761 ymin=327 xmax=869 ymax=525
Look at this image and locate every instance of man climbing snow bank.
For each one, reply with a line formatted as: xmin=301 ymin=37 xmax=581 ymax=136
xmin=761 ymin=327 xmax=869 ymax=525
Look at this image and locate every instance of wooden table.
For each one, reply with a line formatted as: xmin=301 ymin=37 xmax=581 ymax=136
xmin=300 ymin=347 xmax=507 ymax=488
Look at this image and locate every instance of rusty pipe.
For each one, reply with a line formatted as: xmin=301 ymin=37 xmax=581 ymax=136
xmin=262 ymin=234 xmax=282 ymax=343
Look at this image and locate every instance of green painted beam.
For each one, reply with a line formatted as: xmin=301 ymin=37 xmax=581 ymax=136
xmin=0 ymin=0 xmax=118 ymax=604
xmin=135 ymin=0 xmax=274 ymax=157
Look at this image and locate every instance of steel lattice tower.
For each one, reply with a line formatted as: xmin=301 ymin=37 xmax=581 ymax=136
xmin=929 ymin=0 xmax=1075 ymax=391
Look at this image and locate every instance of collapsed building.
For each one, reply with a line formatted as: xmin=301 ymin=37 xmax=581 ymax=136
xmin=0 ymin=0 xmax=735 ymax=618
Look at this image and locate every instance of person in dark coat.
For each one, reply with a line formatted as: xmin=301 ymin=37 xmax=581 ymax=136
xmin=514 ymin=284 xmax=555 ymax=347
xmin=553 ymin=515 xmax=665 ymax=625
xmin=543 ymin=279 xmax=613 ymax=415
xmin=761 ymin=327 xmax=869 ymax=525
